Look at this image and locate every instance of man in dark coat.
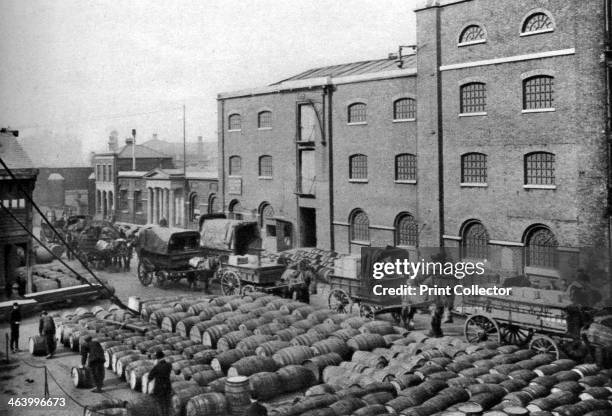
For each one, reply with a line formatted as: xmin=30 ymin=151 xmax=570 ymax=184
xmin=10 ymin=303 xmax=21 ymax=353
xmin=81 ymin=335 xmax=105 ymax=392
xmin=148 ymin=351 xmax=172 ymax=416
xmin=38 ymin=311 xmax=56 ymax=358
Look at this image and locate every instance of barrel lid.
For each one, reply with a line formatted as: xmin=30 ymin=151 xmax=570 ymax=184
xmin=227 ymin=375 xmax=248 ymax=382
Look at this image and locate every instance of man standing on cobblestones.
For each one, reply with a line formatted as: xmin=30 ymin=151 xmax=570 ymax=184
xmin=81 ymin=335 xmax=105 ymax=393
xmin=38 ymin=310 xmax=56 ymax=358
xmin=9 ymin=302 xmax=21 ymax=352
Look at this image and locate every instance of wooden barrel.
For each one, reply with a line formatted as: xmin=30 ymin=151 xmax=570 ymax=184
xmin=227 ymin=356 xmax=278 ymax=377
xmin=254 ymin=322 xmax=288 ymax=336
xmin=105 ymin=345 xmax=131 ymax=369
xmin=347 ymin=334 xmax=387 ymax=351
xmin=292 ymin=319 xmax=316 ymax=331
xmin=218 ymin=330 xmax=253 ymax=352
xmin=331 ymin=328 xmax=361 ymax=342
xmin=185 ymin=392 xmax=228 ymax=416
xmin=128 ymin=361 xmax=154 ymax=391
xmin=238 ymin=318 xmax=269 ymax=332
xmin=236 ymin=335 xmax=275 ymax=352
xmin=273 ymin=345 xmax=315 ymax=367
xmin=225 ymin=376 xmax=251 ymax=416
xmin=226 ymin=314 xmax=256 ymax=330
xmin=274 ymin=315 xmax=301 ymax=326
xmin=290 ymin=332 xmax=327 ymax=347
xmin=309 ymin=322 xmax=341 ymax=337
xmin=276 ymin=364 xmax=317 ymax=393
xmin=255 ymin=340 xmax=291 ymax=357
xmin=352 ymin=351 xmax=388 ymax=369
xmin=180 ymin=364 xmax=212 ymax=381
xmin=170 ymin=385 xmax=209 ymax=416
xmin=172 ymin=359 xmax=196 ymax=375
xmin=29 ymin=336 xmax=47 ymax=356
xmin=303 ymin=353 xmax=343 ymax=381
xmin=330 ymin=396 xmax=367 ymax=415
xmin=186 ymin=302 xmax=213 ymax=315
xmin=160 ymin=312 xmax=191 ymax=333
xmin=210 ymin=311 xmax=242 ymax=324
xmin=306 ymin=309 xmax=334 ymax=323
xmin=211 ymin=349 xmax=248 ymax=373
xmin=207 ymin=376 xmax=228 ymax=393
xmin=191 ymin=370 xmax=223 ymax=387
xmin=116 ymin=354 xmax=147 ymax=379
xmin=572 ymin=364 xmax=600 ymax=378
xmin=176 ymin=317 xmax=203 ymax=338
xmin=249 ymin=371 xmax=282 ymax=400
xmin=84 ymin=399 xmax=129 ymax=416
xmin=71 ymin=367 xmax=93 ymax=388
xmin=360 ymin=320 xmax=395 ymax=336
xmin=189 ymin=321 xmax=217 ymax=343
xmin=191 ymin=349 xmax=218 ymax=364
xmin=274 ymin=327 xmax=305 ymax=342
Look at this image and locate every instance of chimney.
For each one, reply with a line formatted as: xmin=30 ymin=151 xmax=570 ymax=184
xmin=108 ymin=132 xmax=119 ymax=152
xmin=197 ymin=136 xmax=203 ymax=160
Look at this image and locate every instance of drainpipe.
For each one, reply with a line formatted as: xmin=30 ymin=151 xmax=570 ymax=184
xmin=326 ymin=85 xmax=335 ymax=251
xmin=219 ymin=98 xmax=226 ymax=216
xmin=604 ymin=0 xmax=612 ymax=302
xmin=435 ymin=7 xmax=445 ymax=249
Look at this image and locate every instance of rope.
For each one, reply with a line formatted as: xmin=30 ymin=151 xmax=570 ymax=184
xmin=0 ymin=157 xmax=136 ymax=314
xmin=18 ymin=356 xmax=125 ymax=416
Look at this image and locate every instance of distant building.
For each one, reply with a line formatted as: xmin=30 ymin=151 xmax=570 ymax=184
xmin=116 ymin=168 xmax=219 ymax=229
xmin=92 ymin=135 xmax=174 ymax=220
xmin=32 ymin=167 xmax=93 ymax=221
xmin=142 ymin=134 xmax=217 ymax=171
xmin=0 ymin=130 xmax=38 ymax=297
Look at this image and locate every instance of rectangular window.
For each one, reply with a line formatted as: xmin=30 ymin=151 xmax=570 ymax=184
xmin=525 ymin=152 xmax=555 ymax=185
xmin=348 ymin=103 xmax=367 ymax=123
xmin=134 ymin=190 xmax=143 ymax=213
xmin=299 ymin=149 xmax=316 ymax=195
xmin=298 ymin=104 xmax=317 ymax=142
xmin=462 ymin=153 xmax=487 ymax=183
xmin=460 ymin=83 xmax=486 ymax=113
xmin=523 ymin=76 xmax=554 ymax=110
xmin=229 ymin=156 xmax=242 ymax=176
xmin=259 ymin=156 xmax=273 ymax=177
xmin=349 ymin=154 xmax=368 ymax=180
xmin=119 ymin=189 xmax=128 ymax=210
xmin=395 ymin=154 xmax=416 ymax=181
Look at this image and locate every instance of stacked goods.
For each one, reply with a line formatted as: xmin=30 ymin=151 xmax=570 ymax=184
xmin=22 ymin=262 xmax=113 ymax=293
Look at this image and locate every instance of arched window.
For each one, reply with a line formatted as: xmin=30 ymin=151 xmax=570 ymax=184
xmin=393 ymin=98 xmax=416 ymax=120
xmin=460 ymin=82 xmax=486 ymax=113
xmin=259 ymin=155 xmax=273 ymax=177
xmin=228 ymin=199 xmax=243 ymax=220
xmin=189 ymin=193 xmax=199 ymax=221
xmin=395 ymin=213 xmax=418 ymax=247
xmin=259 ymin=202 xmax=275 ymax=230
xmin=349 ymin=154 xmax=368 ymax=180
xmin=524 ymin=152 xmax=555 ymax=185
xmin=462 ymin=221 xmax=489 ymax=260
xmin=459 ymin=25 xmax=486 ymax=44
xmin=258 ymin=111 xmax=272 ymax=129
xmin=395 ymin=154 xmax=417 ymax=181
xmin=350 ymin=209 xmax=370 ymax=242
xmin=229 ymin=155 xmax=242 ymax=176
xmin=525 ymin=226 xmax=558 ymax=268
xmin=348 ymin=103 xmax=367 ymax=123
xmin=522 ymin=12 xmax=554 ymax=34
xmin=208 ymin=194 xmax=221 ymax=214
xmin=523 ymin=75 xmax=554 ymax=110
xmin=461 ymin=153 xmax=487 ymax=184
xmin=228 ymin=113 xmax=241 ymax=131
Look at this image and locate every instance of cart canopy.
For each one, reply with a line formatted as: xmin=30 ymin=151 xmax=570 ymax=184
xmin=137 ymin=226 xmax=200 ymax=254
xmin=200 ymin=219 xmax=261 ymax=255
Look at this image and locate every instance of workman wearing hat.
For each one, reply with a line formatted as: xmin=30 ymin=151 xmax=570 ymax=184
xmin=81 ymin=335 xmax=105 ymax=392
xmin=38 ymin=310 xmax=56 ymax=358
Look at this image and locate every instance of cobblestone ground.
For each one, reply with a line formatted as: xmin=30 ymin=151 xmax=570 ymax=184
xmin=0 ymin=257 xmax=465 ymax=416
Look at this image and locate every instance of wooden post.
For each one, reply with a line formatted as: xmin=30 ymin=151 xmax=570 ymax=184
xmin=5 ymin=333 xmax=8 ymax=363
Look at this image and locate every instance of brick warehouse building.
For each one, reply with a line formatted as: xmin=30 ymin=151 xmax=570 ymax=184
xmin=217 ymin=0 xmax=612 ymax=292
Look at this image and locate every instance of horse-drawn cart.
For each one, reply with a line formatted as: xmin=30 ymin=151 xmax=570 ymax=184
xmin=136 ymin=226 xmax=205 ymax=288
xmin=327 ymin=247 xmax=431 ymax=324
xmin=457 ymin=287 xmax=601 ymax=359
xmin=199 ymin=218 xmax=285 ymax=295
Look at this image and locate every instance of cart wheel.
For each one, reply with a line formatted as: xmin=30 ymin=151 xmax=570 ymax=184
xmin=499 ymin=324 xmax=533 ymax=346
xmin=241 ymin=285 xmax=256 ymax=296
xmin=328 ymin=289 xmax=351 ymax=314
xmin=220 ymin=270 xmax=241 ymax=296
xmin=464 ymin=314 xmax=501 ymax=344
xmin=359 ymin=304 xmax=376 ymax=320
xmin=529 ymin=335 xmax=560 ymax=359
xmin=137 ymin=260 xmax=154 ymax=286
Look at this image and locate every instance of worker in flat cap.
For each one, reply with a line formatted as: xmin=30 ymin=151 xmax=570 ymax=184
xmin=81 ymin=335 xmax=105 ymax=392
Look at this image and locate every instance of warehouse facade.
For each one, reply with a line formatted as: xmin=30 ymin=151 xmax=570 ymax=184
xmin=217 ymin=0 xmax=611 ymax=289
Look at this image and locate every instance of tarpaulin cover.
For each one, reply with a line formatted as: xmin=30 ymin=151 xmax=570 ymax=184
xmin=200 ymin=219 xmax=259 ymax=252
xmin=137 ymin=226 xmax=200 ymax=254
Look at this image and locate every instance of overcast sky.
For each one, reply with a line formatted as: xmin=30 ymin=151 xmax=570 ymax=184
xmin=0 ymin=0 xmax=417 ymax=161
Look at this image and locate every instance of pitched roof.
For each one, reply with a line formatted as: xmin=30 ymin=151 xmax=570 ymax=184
xmin=273 ymin=55 xmax=416 ymax=84
xmin=116 ymin=143 xmax=170 ymax=159
xmin=0 ymin=132 xmax=36 ymax=171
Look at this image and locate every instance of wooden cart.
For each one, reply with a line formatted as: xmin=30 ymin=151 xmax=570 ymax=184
xmin=327 ymin=247 xmax=432 ymax=324
xmin=135 ymin=226 xmax=205 ymax=288
xmin=458 ymin=290 xmax=580 ymax=359
xmin=216 ymin=261 xmax=287 ymax=296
